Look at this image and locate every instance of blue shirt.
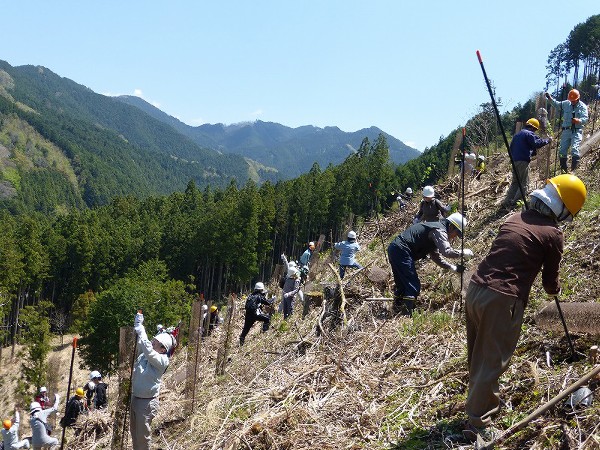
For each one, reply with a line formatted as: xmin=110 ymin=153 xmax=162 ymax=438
xmin=299 ymin=248 xmax=312 ymax=266
xmin=547 ymin=97 xmax=588 ymax=129
xmin=334 ymin=240 xmax=361 ymax=266
xmin=509 ymin=128 xmax=550 ymax=162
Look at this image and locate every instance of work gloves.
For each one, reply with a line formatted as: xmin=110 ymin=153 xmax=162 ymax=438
xmin=451 ymin=264 xmax=466 ymax=273
xmin=134 ymin=312 xmax=147 ymax=340
xmin=461 ymin=248 xmax=474 ymax=259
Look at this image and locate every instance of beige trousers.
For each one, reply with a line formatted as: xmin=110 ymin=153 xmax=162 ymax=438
xmin=465 ymin=282 xmax=524 ymax=428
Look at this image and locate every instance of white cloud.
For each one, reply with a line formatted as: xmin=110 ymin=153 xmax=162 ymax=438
xmin=250 ymin=109 xmax=263 ymax=117
xmin=133 ymin=88 xmax=143 ymax=97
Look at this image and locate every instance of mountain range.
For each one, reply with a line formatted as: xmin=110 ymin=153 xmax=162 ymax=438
xmin=116 ymin=95 xmax=420 ymax=178
xmin=0 ymin=59 xmax=418 ymax=212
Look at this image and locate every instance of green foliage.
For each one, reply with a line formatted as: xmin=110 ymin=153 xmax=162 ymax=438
xmin=78 ymin=259 xmax=193 ymax=374
xmin=546 ymin=15 xmax=600 ymax=100
xmin=18 ymin=301 xmax=53 ymax=398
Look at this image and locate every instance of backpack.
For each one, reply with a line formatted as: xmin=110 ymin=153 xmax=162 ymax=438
xmin=245 ymin=293 xmax=259 ymax=311
xmin=279 ymin=274 xmax=287 ymax=289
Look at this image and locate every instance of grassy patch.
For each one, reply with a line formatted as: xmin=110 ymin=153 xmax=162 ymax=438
xmin=400 ymin=310 xmax=453 ymax=336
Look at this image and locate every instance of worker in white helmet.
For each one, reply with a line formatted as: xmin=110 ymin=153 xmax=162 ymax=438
xmin=387 ymin=212 xmax=473 ymax=316
xmin=334 ymin=230 xmax=363 ymax=279
xmin=414 ymin=186 xmax=450 ymax=223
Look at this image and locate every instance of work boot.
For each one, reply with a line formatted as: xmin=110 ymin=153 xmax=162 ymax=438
xmin=572 ymin=155 xmax=580 ymax=171
xmin=393 ymin=296 xmax=415 ymax=317
xmin=559 ymin=157 xmax=568 ymax=174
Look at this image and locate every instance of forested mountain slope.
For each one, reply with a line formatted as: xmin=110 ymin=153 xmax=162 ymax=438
xmin=117 ymin=94 xmax=421 ymax=178
xmin=0 ymin=60 xmax=274 ymax=211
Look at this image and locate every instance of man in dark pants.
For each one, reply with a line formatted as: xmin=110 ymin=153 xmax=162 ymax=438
xmin=463 ymin=174 xmax=587 ymax=445
xmin=239 ymin=282 xmax=273 ymax=346
xmin=502 ymin=118 xmax=551 ymax=208
xmin=387 ymin=212 xmax=472 ymax=316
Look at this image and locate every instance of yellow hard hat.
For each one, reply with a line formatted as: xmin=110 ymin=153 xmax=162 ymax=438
xmin=568 ymin=89 xmax=580 ymax=102
xmin=3 ymin=419 xmax=11 ymax=430
xmin=525 ymin=118 xmax=540 ymax=130
xmin=76 ymin=388 xmax=85 ymax=397
xmin=549 ymin=174 xmax=587 ymax=217
xmin=210 ymin=305 xmax=218 ymax=313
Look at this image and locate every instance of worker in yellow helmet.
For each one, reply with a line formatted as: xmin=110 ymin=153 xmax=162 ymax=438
xmin=502 ymin=118 xmax=552 ymax=209
xmin=463 ymin=174 xmax=586 ymax=445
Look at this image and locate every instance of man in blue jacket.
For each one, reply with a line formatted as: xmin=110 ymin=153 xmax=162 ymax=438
xmin=546 ymin=89 xmax=588 ymax=172
xmin=502 ymin=118 xmax=551 ymax=208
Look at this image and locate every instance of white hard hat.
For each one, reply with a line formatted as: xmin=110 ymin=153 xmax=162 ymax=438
xmin=287 ymin=267 xmax=300 ymax=278
xmin=90 ymin=370 xmax=101 ymax=380
xmin=477 ymin=155 xmax=485 ymax=161
xmin=202 ymin=304 xmax=208 ymax=311
xmin=308 ymin=241 xmax=315 ymax=247
xmin=288 ymin=261 xmax=297 ymax=269
xmin=405 ymin=187 xmax=413 ymax=194
xmin=253 ymin=282 xmax=267 ymax=293
xmin=347 ymin=230 xmax=357 ymax=240
xmin=422 ymin=186 xmax=435 ymax=198
xmin=446 ymin=212 xmax=467 ymax=236
xmin=40 ymin=386 xmax=47 ymax=393
xmin=154 ymin=332 xmax=176 ymax=353
xmin=30 ymin=402 xmax=41 ymax=413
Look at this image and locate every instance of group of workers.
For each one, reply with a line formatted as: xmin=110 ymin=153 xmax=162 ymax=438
xmin=2 ymin=371 xmax=108 ymax=449
xmin=238 ymin=86 xmax=591 ymax=445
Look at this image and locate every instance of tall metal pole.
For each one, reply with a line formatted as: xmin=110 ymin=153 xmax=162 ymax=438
xmin=476 ymin=50 xmax=528 ymax=209
xmin=60 ymin=336 xmax=77 ymax=450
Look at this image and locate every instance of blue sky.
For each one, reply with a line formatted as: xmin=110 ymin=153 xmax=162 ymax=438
xmin=2 ymin=1 xmax=598 ymax=151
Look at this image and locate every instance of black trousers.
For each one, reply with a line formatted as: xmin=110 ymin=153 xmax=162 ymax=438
xmin=239 ymin=311 xmax=270 ymax=345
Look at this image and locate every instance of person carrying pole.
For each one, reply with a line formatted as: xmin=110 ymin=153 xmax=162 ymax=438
xmin=130 ymin=311 xmax=176 ymax=450
xmin=545 ymin=89 xmax=588 ymax=172
xmin=462 ymin=174 xmax=587 ymax=445
xmin=387 ymin=212 xmax=473 ymax=316
xmin=2 ymin=408 xmax=30 ymax=449
xmin=501 ymin=118 xmax=552 ymax=209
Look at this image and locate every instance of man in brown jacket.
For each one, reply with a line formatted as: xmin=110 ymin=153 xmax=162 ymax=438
xmin=463 ymin=174 xmax=587 ymax=444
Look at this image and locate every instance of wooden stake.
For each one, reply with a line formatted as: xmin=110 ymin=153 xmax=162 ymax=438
xmin=110 ymin=326 xmax=136 ymax=450
xmin=185 ymin=297 xmax=203 ymax=414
